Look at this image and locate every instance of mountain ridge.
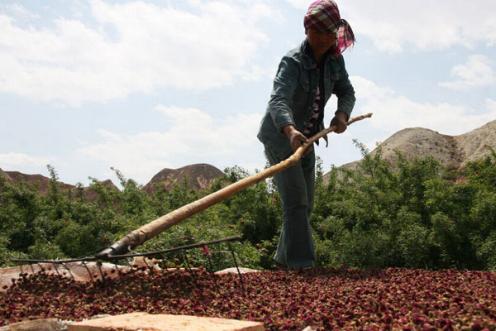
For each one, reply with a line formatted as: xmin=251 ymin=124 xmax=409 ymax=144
xmin=335 ymin=119 xmax=496 ymax=173
xmin=0 ymin=163 xmax=225 ymax=197
xmin=142 ymin=163 xmax=224 ymax=193
xmin=2 ymin=119 xmax=495 ymax=194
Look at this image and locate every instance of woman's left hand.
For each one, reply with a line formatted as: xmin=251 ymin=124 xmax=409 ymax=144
xmin=330 ymin=111 xmax=348 ymax=133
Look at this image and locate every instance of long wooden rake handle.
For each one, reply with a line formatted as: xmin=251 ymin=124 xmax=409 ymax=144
xmin=96 ymin=113 xmax=373 ymax=258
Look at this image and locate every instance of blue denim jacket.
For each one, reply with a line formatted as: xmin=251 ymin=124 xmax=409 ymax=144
xmin=257 ymin=39 xmax=355 ymax=158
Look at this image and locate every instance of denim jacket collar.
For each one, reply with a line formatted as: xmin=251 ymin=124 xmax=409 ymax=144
xmin=300 ymin=39 xmax=335 ymax=70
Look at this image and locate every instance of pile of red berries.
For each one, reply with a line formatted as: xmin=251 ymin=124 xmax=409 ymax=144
xmin=1 ymin=267 xmax=495 ymax=330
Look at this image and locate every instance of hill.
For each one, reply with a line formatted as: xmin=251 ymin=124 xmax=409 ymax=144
xmin=0 ymin=163 xmax=224 ymax=197
xmin=0 ymin=169 xmax=119 ymax=200
xmin=0 ymin=169 xmax=75 ymax=195
xmin=143 ymin=163 xmax=224 ymax=193
xmin=334 ymin=119 xmax=496 ymax=174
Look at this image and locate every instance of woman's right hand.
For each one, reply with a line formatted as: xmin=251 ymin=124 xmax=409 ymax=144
xmin=283 ymin=125 xmax=308 ymax=152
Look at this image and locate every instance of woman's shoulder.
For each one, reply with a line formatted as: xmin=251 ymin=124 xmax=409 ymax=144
xmin=281 ymin=40 xmax=316 ymax=71
xmin=332 ymin=54 xmax=348 ymax=71
xmin=283 ymin=40 xmax=307 ymax=63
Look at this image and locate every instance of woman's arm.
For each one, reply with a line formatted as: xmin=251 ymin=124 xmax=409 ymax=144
xmin=267 ymin=56 xmax=300 ymax=132
xmin=333 ymin=55 xmax=356 ymax=120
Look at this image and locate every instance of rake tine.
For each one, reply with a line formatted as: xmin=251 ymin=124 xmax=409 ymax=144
xmin=96 ymin=261 xmax=105 ymax=282
xmin=181 ymin=250 xmax=199 ymax=292
xmin=36 ymin=263 xmax=46 ymax=274
xmin=28 ymin=263 xmax=35 ymax=274
xmin=61 ymin=262 xmax=75 ymax=280
xmin=142 ymin=256 xmax=151 ymax=269
xmin=123 ymin=257 xmax=132 ymax=268
xmin=52 ymin=262 xmax=61 ymax=277
xmin=160 ymin=252 xmax=172 ymax=270
xmin=121 ymin=257 xmax=133 ymax=275
xmin=119 ymin=258 xmax=132 ymax=274
xmin=112 ymin=260 xmax=121 ymax=275
xmin=174 ymin=253 xmax=183 ymax=270
xmin=82 ymin=261 xmax=94 ymax=283
xmin=181 ymin=250 xmax=194 ymax=274
xmin=227 ymin=242 xmax=245 ymax=293
xmin=204 ymin=247 xmax=214 ymax=273
xmin=202 ymin=246 xmax=219 ymax=292
xmin=181 ymin=250 xmax=198 ymax=281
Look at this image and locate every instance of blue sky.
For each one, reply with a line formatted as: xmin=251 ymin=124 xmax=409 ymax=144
xmin=1 ymin=0 xmax=495 ymax=185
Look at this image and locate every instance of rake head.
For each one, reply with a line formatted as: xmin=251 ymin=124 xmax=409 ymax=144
xmin=9 ymin=235 xmax=245 ymax=292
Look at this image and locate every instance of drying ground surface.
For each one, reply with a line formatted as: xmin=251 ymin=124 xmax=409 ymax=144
xmin=1 ymin=267 xmax=495 ymax=330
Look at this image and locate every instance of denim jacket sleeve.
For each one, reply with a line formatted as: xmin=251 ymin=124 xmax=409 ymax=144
xmin=267 ymin=56 xmax=299 ymax=132
xmin=333 ymin=55 xmax=356 ymax=119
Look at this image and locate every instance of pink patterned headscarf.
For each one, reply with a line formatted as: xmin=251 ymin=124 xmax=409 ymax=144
xmin=304 ymin=0 xmax=355 ymax=55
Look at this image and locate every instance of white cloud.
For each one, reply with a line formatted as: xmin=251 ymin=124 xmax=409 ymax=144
xmin=77 ymin=87 xmax=496 ymax=184
xmin=439 ymin=55 xmax=495 ymax=90
xmin=285 ymin=0 xmax=308 ymax=9
xmin=0 ymin=3 xmax=40 ymax=20
xmin=287 ymin=0 xmax=496 ymax=52
xmin=0 ymin=153 xmax=51 ymax=171
xmin=0 ymin=1 xmax=273 ymax=105
xmin=78 ymin=106 xmax=264 ymax=184
xmin=486 ymin=98 xmax=496 ymax=112
xmin=239 ymin=65 xmax=276 ymax=82
xmin=351 ymin=75 xmax=496 ymax=143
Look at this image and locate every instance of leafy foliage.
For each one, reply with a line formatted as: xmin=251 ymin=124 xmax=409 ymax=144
xmin=311 ymin=145 xmax=496 ymax=270
xmin=1 ymin=146 xmax=495 ymax=270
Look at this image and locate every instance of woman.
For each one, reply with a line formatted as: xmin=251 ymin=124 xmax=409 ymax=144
xmin=257 ymin=0 xmax=356 ymax=269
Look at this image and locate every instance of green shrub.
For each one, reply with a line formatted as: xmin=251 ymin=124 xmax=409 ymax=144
xmin=1 ymin=150 xmax=495 ymax=271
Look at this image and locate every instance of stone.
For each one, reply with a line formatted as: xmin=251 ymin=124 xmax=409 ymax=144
xmin=0 ymin=318 xmax=67 ymax=331
xmin=68 ymin=313 xmax=264 ymax=331
xmin=215 ymin=267 xmax=259 ymax=275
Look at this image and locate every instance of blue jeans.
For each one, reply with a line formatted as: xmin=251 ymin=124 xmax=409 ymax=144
xmin=264 ymin=144 xmax=316 ymax=269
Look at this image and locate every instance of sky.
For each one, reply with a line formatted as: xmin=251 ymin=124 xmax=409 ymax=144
xmin=1 ymin=0 xmax=495 ymax=186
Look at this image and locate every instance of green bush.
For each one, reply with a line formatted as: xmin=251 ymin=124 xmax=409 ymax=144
xmin=0 ymin=149 xmax=495 ymax=271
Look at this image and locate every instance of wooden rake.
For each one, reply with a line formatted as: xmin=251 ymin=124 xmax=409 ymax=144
xmin=11 ymin=113 xmax=371 ymax=286
xmin=95 ymin=112 xmax=373 ymax=259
